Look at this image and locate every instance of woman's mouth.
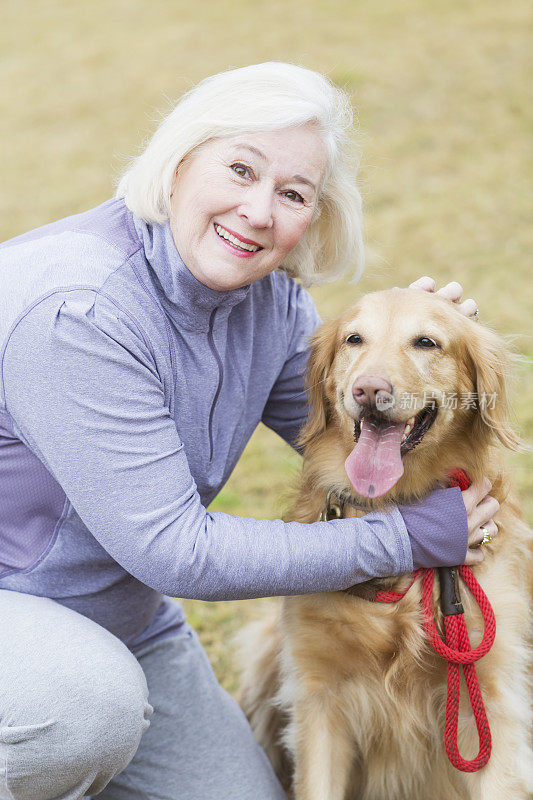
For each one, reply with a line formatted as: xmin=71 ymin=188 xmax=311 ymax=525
xmin=214 ymin=223 xmax=263 ymax=254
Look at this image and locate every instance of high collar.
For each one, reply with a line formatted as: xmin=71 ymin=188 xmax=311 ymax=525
xmin=133 ymin=216 xmax=251 ymax=332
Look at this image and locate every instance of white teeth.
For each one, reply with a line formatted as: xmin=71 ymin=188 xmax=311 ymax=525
xmin=215 ymin=224 xmax=260 ymax=252
xmin=401 ymin=422 xmax=413 ymax=444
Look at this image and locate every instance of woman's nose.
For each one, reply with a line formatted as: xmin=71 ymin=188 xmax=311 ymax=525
xmin=237 ymin=184 xmax=274 ymax=229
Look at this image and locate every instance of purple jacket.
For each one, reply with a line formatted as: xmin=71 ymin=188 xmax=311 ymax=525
xmin=0 ymin=200 xmax=467 ymax=651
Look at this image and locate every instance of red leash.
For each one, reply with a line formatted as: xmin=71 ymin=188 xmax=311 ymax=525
xmin=375 ymin=469 xmax=495 ymax=772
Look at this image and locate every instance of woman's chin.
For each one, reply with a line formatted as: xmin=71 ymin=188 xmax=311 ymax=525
xmin=196 ymin=269 xmax=250 ymax=293
xmin=200 ymin=258 xmax=275 ymax=292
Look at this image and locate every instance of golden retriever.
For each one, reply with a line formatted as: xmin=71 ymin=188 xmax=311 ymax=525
xmin=238 ymin=288 xmax=533 ymax=800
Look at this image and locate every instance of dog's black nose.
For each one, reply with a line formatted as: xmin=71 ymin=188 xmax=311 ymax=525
xmin=352 ymin=375 xmax=393 ymax=410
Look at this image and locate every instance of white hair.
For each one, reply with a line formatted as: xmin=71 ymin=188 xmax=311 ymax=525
xmin=115 ymin=62 xmax=364 ymax=284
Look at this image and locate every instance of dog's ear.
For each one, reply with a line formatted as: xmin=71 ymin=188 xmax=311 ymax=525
xmin=466 ymin=323 xmax=523 ymax=452
xmin=298 ymin=316 xmax=340 ymax=451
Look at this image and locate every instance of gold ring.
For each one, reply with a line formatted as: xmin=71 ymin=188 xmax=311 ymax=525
xmin=479 ymin=524 xmax=493 ymax=546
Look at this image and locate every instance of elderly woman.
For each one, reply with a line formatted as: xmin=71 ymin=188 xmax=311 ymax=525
xmin=0 ymin=63 xmax=498 ymax=800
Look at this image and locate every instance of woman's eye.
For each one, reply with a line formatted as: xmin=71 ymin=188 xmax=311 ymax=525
xmin=283 ymin=190 xmax=304 ymax=204
xmin=231 ymin=163 xmax=250 ymax=178
xmin=414 ymin=337 xmax=440 ymax=349
xmin=346 ymin=333 xmax=363 ymax=345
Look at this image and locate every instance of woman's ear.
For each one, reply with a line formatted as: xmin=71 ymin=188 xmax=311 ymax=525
xmin=298 ymin=316 xmax=340 ymax=450
xmin=467 ymin=323 xmax=523 ymax=452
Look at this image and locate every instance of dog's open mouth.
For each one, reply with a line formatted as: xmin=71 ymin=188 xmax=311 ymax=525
xmin=345 ymin=404 xmax=438 ymax=499
xmin=352 ymin=404 xmax=438 ymax=453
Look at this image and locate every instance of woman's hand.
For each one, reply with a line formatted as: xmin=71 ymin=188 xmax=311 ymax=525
xmin=461 ymin=478 xmax=500 ymax=565
xmin=409 ymin=276 xmax=478 ymax=319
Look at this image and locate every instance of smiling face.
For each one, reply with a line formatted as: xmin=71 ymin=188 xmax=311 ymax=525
xmin=168 ymin=125 xmax=327 ymax=291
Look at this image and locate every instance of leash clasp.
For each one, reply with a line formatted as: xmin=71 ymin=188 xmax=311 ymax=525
xmin=319 ymin=489 xmax=344 ymax=521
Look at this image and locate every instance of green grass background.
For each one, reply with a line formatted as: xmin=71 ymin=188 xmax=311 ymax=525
xmin=2 ymin=0 xmax=531 ymax=691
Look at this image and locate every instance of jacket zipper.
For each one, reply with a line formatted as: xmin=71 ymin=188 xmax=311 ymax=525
xmin=207 ymin=308 xmax=224 ymax=463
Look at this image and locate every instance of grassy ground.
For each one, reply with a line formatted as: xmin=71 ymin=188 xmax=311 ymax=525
xmin=1 ymin=0 xmax=530 ymax=691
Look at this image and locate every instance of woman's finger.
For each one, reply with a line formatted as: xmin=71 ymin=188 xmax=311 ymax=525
xmin=408 ymin=276 xmax=436 ymax=292
xmin=457 ymin=298 xmax=479 ymax=318
xmin=468 ymin=518 xmax=499 ymax=549
xmin=461 ymin=478 xmax=499 ymax=567
xmin=464 ymin=547 xmax=485 ymax=566
xmin=461 ymin=477 xmax=492 ymax=517
xmin=408 ymin=277 xmax=479 ymax=318
xmin=467 ymin=495 xmax=500 ymax=534
xmin=435 ymin=281 xmax=463 ymax=302
xmin=464 ymin=518 xmax=499 ymax=566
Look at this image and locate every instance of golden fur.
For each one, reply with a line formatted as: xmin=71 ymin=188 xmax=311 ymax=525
xmin=238 ymin=288 xmax=533 ymax=800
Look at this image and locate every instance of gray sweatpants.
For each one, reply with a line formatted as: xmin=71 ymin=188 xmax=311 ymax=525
xmin=0 ymin=590 xmax=286 ymax=800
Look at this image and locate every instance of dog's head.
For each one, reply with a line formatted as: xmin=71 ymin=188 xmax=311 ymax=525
xmin=301 ymin=288 xmax=521 ymax=502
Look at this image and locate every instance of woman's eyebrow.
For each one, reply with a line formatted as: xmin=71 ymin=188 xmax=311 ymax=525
xmin=229 ymin=143 xmax=317 ymax=193
xmin=291 ymin=174 xmax=317 ymax=192
xmin=231 ymin=143 xmax=267 ymax=161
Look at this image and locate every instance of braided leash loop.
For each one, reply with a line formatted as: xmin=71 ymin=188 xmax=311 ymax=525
xmin=421 ymin=567 xmax=496 ymax=664
xmin=422 ymin=567 xmax=494 ymax=771
xmin=373 ymin=469 xmax=495 ymax=772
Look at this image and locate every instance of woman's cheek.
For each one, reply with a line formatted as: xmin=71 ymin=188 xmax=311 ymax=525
xmin=285 ymin=214 xmax=313 ymax=251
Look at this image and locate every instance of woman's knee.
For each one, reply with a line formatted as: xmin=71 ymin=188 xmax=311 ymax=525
xmin=68 ymin=657 xmax=152 ymax=771
xmin=1 ymin=661 xmax=152 ymax=800
xmin=0 ymin=593 xmax=152 ymax=798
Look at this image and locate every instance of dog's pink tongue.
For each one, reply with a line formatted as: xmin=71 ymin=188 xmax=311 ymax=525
xmin=345 ymin=418 xmax=405 ymax=498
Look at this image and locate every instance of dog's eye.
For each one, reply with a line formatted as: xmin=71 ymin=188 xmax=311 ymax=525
xmin=346 ymin=334 xmax=363 ymax=345
xmin=414 ymin=337 xmax=440 ymax=349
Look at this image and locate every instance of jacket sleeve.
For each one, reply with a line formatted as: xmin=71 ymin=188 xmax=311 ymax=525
xmin=261 ymin=281 xmax=322 ymax=450
xmin=2 ymin=291 xmax=419 ymax=600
